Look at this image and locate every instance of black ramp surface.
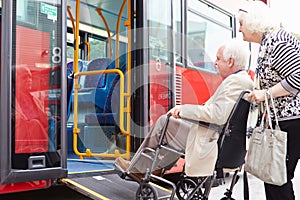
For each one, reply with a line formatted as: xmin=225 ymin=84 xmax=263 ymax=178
xmin=69 ymin=174 xmax=175 ymax=200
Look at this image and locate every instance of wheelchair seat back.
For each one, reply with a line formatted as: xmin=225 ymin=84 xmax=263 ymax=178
xmin=216 ymin=91 xmax=251 ymax=169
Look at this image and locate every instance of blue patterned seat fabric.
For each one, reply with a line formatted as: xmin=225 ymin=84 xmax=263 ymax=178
xmin=85 ymin=54 xmax=127 ymax=125
xmin=80 ymin=58 xmax=111 ymax=91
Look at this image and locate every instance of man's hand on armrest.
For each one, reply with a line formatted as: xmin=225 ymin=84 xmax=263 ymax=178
xmin=167 ymin=105 xmax=181 ymax=119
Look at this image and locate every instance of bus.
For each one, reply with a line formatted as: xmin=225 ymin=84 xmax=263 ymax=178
xmin=0 ymin=0 xmax=263 ymax=198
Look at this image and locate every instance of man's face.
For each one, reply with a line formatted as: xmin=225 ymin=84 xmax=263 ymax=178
xmin=18 ymin=67 xmax=33 ymax=91
xmin=214 ymin=46 xmax=230 ymax=78
xmin=24 ymin=72 xmax=33 ymax=91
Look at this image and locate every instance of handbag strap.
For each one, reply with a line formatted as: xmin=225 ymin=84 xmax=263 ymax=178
xmin=264 ymin=92 xmax=273 ymax=130
xmin=259 ymin=102 xmax=268 ymax=129
xmin=254 ymin=72 xmax=264 ymax=114
xmin=264 ymin=90 xmax=280 ymax=130
xmin=268 ymin=90 xmax=280 ymax=128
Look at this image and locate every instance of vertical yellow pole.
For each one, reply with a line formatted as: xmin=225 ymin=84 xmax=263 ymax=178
xmin=125 ymin=0 xmax=132 ymax=159
xmin=73 ymin=0 xmax=81 ymax=158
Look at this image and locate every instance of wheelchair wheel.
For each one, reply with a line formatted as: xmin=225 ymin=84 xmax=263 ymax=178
xmin=175 ymin=178 xmax=202 ymax=200
xmin=136 ymin=183 xmax=158 ymax=200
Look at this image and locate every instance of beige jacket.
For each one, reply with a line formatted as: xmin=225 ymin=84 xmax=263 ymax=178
xmin=180 ymin=71 xmax=253 ymax=177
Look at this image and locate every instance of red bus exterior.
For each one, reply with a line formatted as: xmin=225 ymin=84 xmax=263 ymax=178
xmin=0 ymin=0 xmax=262 ymax=195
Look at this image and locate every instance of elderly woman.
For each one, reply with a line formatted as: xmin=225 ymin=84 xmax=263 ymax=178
xmin=238 ymin=1 xmax=300 ymax=200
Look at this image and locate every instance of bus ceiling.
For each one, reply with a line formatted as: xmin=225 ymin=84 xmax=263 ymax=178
xmin=66 ymin=0 xmax=128 ymax=35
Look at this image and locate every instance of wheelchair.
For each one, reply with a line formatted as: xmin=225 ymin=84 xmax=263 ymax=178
xmin=116 ymin=90 xmax=251 ymax=200
xmin=175 ymin=90 xmax=251 ymax=200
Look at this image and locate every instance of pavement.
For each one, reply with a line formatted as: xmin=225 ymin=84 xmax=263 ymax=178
xmin=208 ymin=164 xmax=300 ymax=200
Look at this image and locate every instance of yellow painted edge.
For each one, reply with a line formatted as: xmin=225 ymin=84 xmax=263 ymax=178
xmin=61 ymin=178 xmax=110 ymax=200
xmin=150 ymin=181 xmax=179 ymax=199
xmin=68 ymin=168 xmax=114 ymax=175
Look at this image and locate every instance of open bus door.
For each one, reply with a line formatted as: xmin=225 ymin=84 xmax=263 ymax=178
xmin=0 ymin=0 xmax=67 ymax=193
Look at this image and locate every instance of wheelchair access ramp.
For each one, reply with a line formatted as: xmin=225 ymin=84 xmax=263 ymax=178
xmin=62 ymin=173 xmax=176 ymax=200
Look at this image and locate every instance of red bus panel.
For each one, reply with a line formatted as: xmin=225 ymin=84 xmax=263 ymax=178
xmin=0 ymin=180 xmax=49 ymax=195
xmin=15 ymin=26 xmax=50 ymax=153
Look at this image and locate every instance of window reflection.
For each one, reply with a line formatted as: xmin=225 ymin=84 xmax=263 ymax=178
xmin=13 ymin=0 xmax=62 ymax=155
xmin=15 ymin=65 xmax=49 ymax=153
xmin=148 ymin=0 xmax=171 ymax=63
xmin=187 ymin=11 xmax=232 ymax=72
xmin=174 ymin=0 xmax=182 ymax=63
xmin=147 ymin=0 xmax=172 ymax=126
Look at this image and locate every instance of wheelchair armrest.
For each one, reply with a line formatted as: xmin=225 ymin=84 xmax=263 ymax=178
xmin=198 ymin=121 xmax=224 ymax=133
xmin=184 ymin=118 xmax=224 ymax=134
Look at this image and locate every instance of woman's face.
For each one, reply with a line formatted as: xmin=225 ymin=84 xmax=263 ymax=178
xmin=238 ymin=19 xmax=253 ymax=42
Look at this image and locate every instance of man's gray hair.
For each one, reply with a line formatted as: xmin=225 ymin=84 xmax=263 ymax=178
xmin=237 ymin=1 xmax=279 ymax=34
xmin=222 ymin=38 xmax=250 ymax=70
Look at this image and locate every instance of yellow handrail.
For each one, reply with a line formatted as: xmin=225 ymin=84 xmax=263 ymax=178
xmin=124 ymin=0 xmax=132 ymax=160
xmin=96 ymin=8 xmax=112 ymax=59
xmin=114 ymin=0 xmax=132 ymax=159
xmin=71 ymin=0 xmax=132 ymax=160
xmin=116 ymin=0 xmax=127 ymax=69
xmin=84 ymin=40 xmax=90 ymax=61
xmin=66 ymin=6 xmax=75 ymax=35
xmin=72 ymin=69 xmax=130 ymax=159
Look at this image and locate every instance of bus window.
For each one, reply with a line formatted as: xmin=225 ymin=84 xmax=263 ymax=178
xmin=16 ymin=0 xmax=37 ymax=25
xmin=148 ymin=0 xmax=172 ymax=64
xmin=147 ymin=0 xmax=173 ymax=124
xmin=13 ymin=0 xmax=63 ymax=169
xmin=88 ymin=35 xmax=106 ymax=60
xmin=187 ymin=3 xmax=233 ymax=71
xmin=174 ymin=0 xmax=182 ymax=64
xmin=67 ymin=31 xmax=75 ymax=61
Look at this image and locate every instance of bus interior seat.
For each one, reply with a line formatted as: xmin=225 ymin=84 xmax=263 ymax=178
xmin=67 ymin=54 xmax=129 ymax=154
xmin=97 ymin=54 xmax=127 ymax=112
xmin=76 ymin=58 xmax=111 ymax=109
xmin=81 ymin=58 xmax=111 ymax=90
xmin=84 ymin=54 xmax=127 ymax=124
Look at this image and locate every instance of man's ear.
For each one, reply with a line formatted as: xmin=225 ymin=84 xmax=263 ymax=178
xmin=228 ymin=57 xmax=234 ymax=68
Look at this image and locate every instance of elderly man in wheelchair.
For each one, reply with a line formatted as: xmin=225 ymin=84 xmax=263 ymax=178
xmin=115 ymin=39 xmax=254 ymax=199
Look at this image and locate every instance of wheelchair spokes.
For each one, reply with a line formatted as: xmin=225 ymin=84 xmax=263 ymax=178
xmin=175 ymin=177 xmax=204 ymax=200
xmin=136 ymin=182 xmax=158 ymax=200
